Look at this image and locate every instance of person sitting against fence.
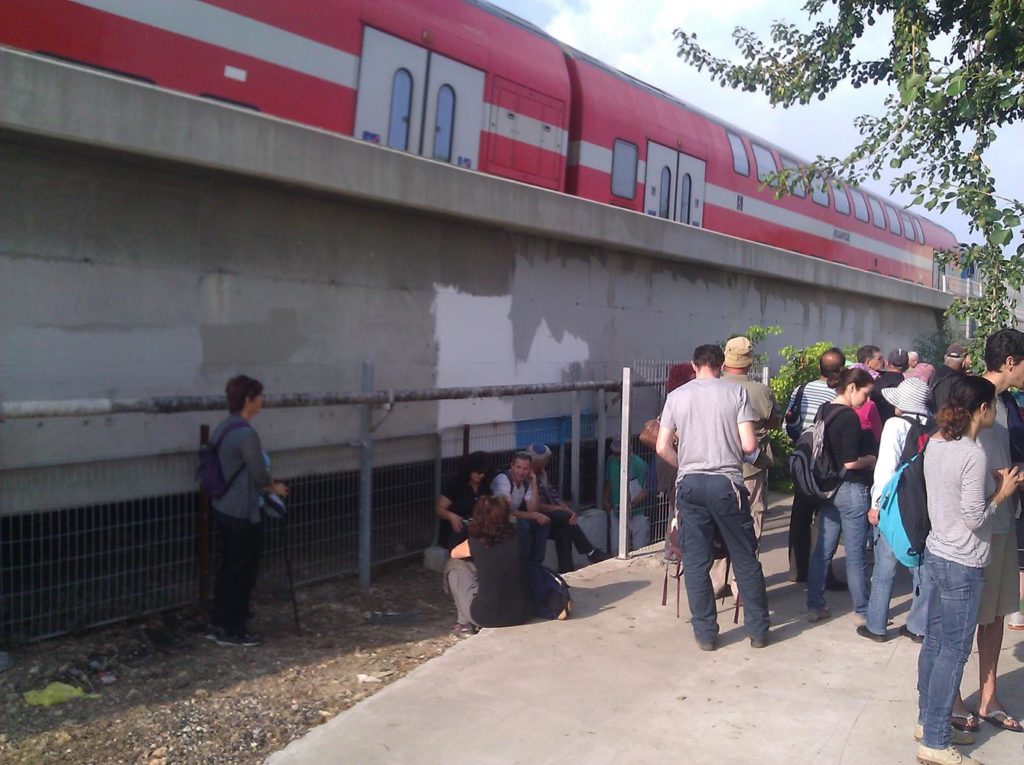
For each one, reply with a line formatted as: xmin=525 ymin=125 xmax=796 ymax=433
xmin=207 ymin=375 xmax=288 ymax=648
xmin=915 ymin=376 xmax=1021 ymax=764
xmin=603 ymin=437 xmax=651 ymax=555
xmin=490 ymin=451 xmax=548 ymax=565
xmin=435 ymin=451 xmax=491 ymax=552
xmin=529 ymin=443 xmax=608 ymax=572
xmin=859 ymin=377 xmax=934 ymax=644
xmin=806 ymin=367 xmax=876 ymax=625
xmin=448 ymin=496 xmax=532 ymax=629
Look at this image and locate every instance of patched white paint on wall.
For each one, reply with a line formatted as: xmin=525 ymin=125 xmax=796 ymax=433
xmin=432 ymin=284 xmax=590 ymax=434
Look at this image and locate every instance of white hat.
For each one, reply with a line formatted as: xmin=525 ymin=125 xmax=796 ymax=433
xmin=881 ymin=377 xmax=931 ymax=417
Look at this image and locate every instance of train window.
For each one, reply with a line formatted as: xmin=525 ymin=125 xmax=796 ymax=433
xmin=681 ymin=173 xmax=692 ymax=224
xmin=611 ymin=139 xmax=638 ymax=199
xmin=912 ymin=217 xmax=926 ymax=244
xmin=833 ymin=183 xmax=851 ymax=216
xmin=810 ymin=176 xmax=829 ymax=207
xmin=868 ymin=197 xmax=886 ymax=228
xmin=658 ymin=166 xmax=672 ymax=218
xmin=901 ymin=212 xmax=915 ymax=241
xmin=751 ymin=143 xmax=778 ymax=185
xmin=851 ymin=189 xmax=869 ymax=222
xmin=727 ymin=132 xmax=750 ymax=176
xmin=780 ymin=157 xmax=806 ymax=197
xmin=387 ymin=68 xmax=413 ymax=150
xmin=885 ymin=204 xmax=901 ymax=235
xmin=433 ymin=84 xmax=456 ymax=162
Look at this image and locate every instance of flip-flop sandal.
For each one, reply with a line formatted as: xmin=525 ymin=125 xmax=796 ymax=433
xmin=980 ymin=710 xmax=1024 ymax=733
xmin=951 ymin=712 xmax=980 ymax=732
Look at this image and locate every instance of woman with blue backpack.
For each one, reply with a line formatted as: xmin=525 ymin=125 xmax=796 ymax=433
xmin=915 ymin=376 xmax=1022 ymax=765
xmin=859 ymin=377 xmax=934 ymax=644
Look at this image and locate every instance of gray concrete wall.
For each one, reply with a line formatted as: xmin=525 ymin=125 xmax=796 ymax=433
xmin=0 ymin=49 xmax=949 ymax=511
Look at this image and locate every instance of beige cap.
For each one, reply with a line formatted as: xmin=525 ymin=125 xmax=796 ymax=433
xmin=724 ymin=336 xmax=753 ymax=368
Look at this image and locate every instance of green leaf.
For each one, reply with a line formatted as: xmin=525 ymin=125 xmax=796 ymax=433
xmin=988 ymin=228 xmax=1012 ymax=246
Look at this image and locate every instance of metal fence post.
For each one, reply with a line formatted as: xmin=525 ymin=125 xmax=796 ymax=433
xmin=358 ymin=362 xmax=374 ymax=588
xmin=198 ymin=424 xmax=212 ymax=606
xmin=596 ymin=388 xmax=606 ymax=511
xmin=618 ymin=367 xmax=631 ymax=559
xmin=570 ymin=390 xmax=580 ymax=507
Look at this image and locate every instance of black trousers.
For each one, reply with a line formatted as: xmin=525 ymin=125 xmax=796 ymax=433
xmin=547 ymin=510 xmax=595 ymax=573
xmin=211 ymin=513 xmax=264 ymax=637
xmin=787 ymin=492 xmax=821 ymax=582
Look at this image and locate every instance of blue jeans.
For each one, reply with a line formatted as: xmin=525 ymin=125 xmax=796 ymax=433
xmin=917 ymin=550 xmax=984 ymax=749
xmin=865 ymin=526 xmax=932 ymax=636
xmin=516 ymin=518 xmax=549 ymax=566
xmin=807 ymin=481 xmax=870 ymax=615
xmin=677 ymin=474 xmax=770 ymax=641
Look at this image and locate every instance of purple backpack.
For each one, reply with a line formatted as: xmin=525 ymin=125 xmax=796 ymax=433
xmin=196 ymin=421 xmax=250 ymax=497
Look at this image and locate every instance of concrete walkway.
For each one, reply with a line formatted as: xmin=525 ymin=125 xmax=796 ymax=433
xmin=267 ymin=499 xmax=1024 ymax=765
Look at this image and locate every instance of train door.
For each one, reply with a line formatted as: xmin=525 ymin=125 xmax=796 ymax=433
xmin=677 ymin=153 xmax=706 ymax=227
xmin=423 ymin=53 xmax=485 ymax=170
xmin=644 ymin=142 xmax=677 ymax=219
xmin=355 ymin=28 xmax=484 ymax=169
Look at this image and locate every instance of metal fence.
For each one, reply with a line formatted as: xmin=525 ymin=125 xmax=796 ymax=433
xmin=0 ymin=370 xmax=678 ymax=643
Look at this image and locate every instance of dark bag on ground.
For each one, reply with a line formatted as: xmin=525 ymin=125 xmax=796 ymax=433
xmin=196 ymin=421 xmax=250 ymax=497
xmin=788 ymin=406 xmax=846 ymax=503
xmin=877 ymin=419 xmax=932 ymax=568
xmin=526 ymin=564 xmax=572 ymax=620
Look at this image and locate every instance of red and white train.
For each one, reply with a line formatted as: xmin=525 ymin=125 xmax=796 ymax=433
xmin=0 ymin=0 xmax=956 ymax=286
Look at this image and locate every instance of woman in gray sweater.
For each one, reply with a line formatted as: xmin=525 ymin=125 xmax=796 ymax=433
xmin=916 ymin=376 xmax=1021 ymax=765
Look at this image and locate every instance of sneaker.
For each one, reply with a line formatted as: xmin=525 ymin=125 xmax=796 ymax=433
xmin=807 ymin=607 xmax=831 ymax=623
xmin=587 ymin=548 xmax=609 ymax=563
xmin=750 ymin=632 xmax=770 ymax=649
xmin=900 ymin=624 xmax=926 ymax=643
xmin=913 ymin=724 xmax=975 ymax=746
xmin=451 ymin=623 xmax=477 ymax=637
xmin=1007 ymin=611 xmax=1024 ymax=631
xmin=695 ymin=636 xmax=717 ymax=652
xmin=205 ymin=624 xmax=226 ymax=642
xmin=215 ymin=631 xmax=262 ymax=647
xmin=856 ymin=625 xmax=887 ymax=643
xmin=916 ymin=744 xmax=982 ymax=765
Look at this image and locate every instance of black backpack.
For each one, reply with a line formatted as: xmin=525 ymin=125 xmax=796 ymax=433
xmin=788 ymin=406 xmax=847 ymax=502
xmin=526 ymin=564 xmax=573 ymax=620
xmin=784 ymin=382 xmax=808 ymax=442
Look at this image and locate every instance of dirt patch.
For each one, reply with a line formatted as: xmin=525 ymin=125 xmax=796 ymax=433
xmin=0 ymin=561 xmax=460 ymax=764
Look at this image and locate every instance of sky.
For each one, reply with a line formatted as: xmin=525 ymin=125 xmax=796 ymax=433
xmin=493 ymin=0 xmax=1024 ymax=246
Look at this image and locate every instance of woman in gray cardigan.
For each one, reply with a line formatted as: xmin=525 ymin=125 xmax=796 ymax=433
xmin=915 ymin=376 xmax=1021 ymax=765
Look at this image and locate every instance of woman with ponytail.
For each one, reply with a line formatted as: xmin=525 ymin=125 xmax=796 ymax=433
xmin=916 ymin=376 xmax=1021 ymax=765
xmin=806 ymin=367 xmax=877 ymax=624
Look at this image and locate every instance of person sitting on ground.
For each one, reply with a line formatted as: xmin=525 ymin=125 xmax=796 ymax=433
xmin=859 ymin=378 xmax=935 ymax=644
xmin=604 ymin=437 xmax=651 ymax=555
xmin=529 ymin=443 xmax=607 ymax=572
xmin=490 ymin=451 xmax=548 ymax=565
xmin=916 ymin=376 xmax=1020 ymax=765
xmin=806 ymin=367 xmax=877 ymax=625
xmin=449 ymin=496 xmax=532 ymax=629
xmin=435 ymin=451 xmax=491 ymax=551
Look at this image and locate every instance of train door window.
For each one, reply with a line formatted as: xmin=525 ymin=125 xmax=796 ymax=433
xmin=912 ymin=217 xmax=926 ymax=244
xmin=868 ymin=197 xmax=886 ymax=228
xmin=833 ymin=183 xmax=851 ymax=215
xmin=611 ymin=139 xmax=638 ymax=199
xmin=780 ymin=157 xmax=806 ymax=197
xmin=658 ymin=166 xmax=672 ymax=218
xmin=885 ymin=204 xmax=901 ymax=235
xmin=387 ymin=69 xmax=413 ymax=150
xmin=432 ymin=84 xmax=455 ymax=161
xmin=901 ymin=212 xmax=915 ymax=241
xmin=680 ymin=174 xmax=692 ymax=224
xmin=727 ymin=131 xmax=749 ymax=176
xmin=810 ymin=176 xmax=830 ymax=207
xmin=851 ymin=189 xmax=869 ymax=222
xmin=751 ymin=143 xmax=778 ymax=185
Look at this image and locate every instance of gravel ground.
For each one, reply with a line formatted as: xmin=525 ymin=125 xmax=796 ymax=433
xmin=0 ymin=561 xmax=459 ymax=764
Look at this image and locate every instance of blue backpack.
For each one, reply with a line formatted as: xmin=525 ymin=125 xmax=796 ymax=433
xmin=876 ymin=421 xmax=931 ymax=568
xmin=526 ymin=564 xmax=573 ymax=620
xmin=196 ymin=420 xmax=250 ymax=497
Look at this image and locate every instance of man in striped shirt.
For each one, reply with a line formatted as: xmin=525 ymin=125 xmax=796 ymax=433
xmin=786 ymin=347 xmax=845 ymax=582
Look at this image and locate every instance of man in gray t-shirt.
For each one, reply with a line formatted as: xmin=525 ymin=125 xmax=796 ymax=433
xmin=656 ymin=344 xmax=769 ymax=650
